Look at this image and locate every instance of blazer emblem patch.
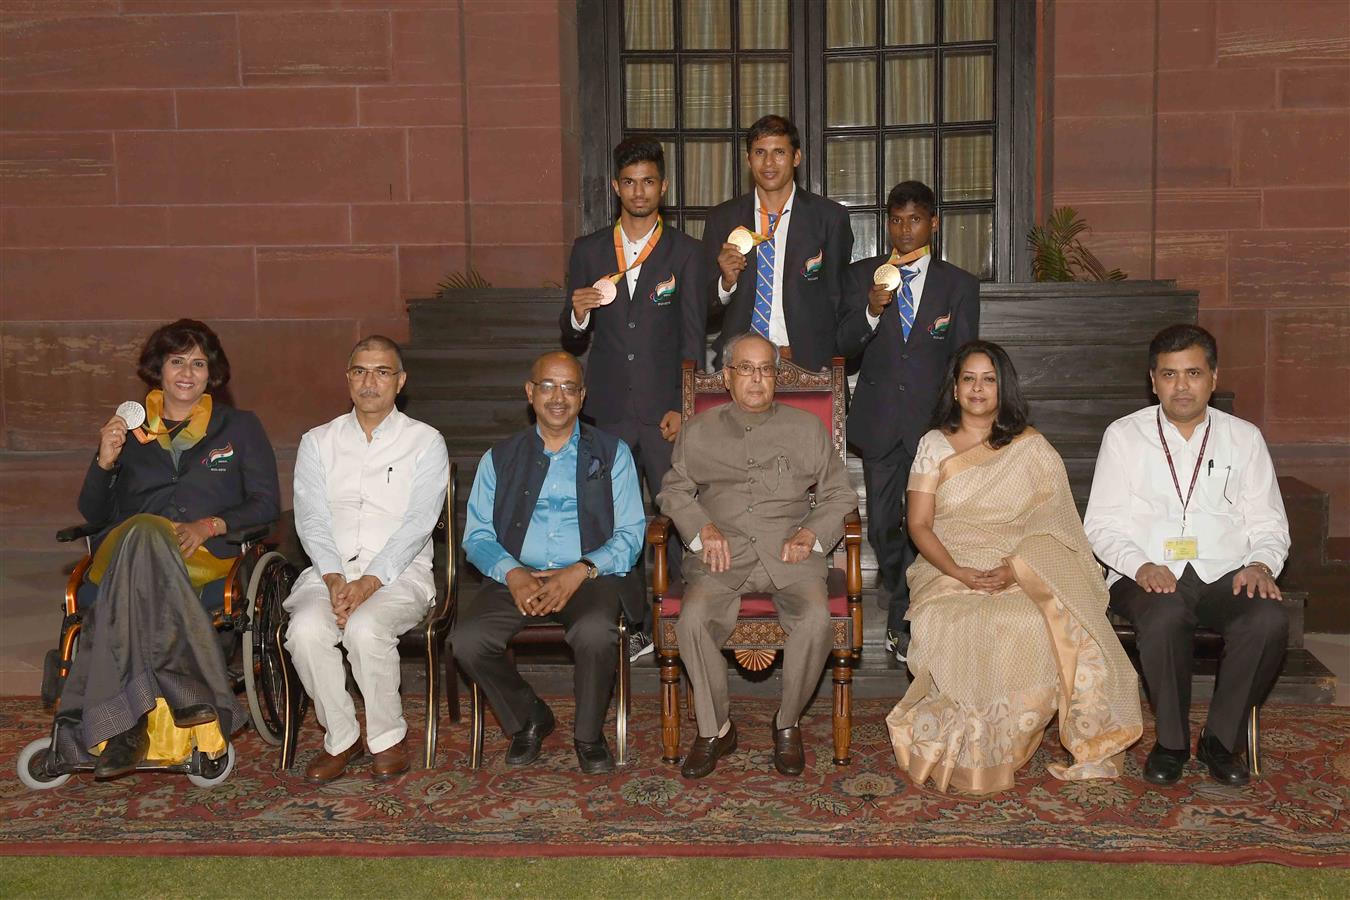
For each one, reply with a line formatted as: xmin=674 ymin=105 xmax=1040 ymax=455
xmin=650 ymin=273 xmax=676 ymax=306
xmin=204 ymin=443 xmax=235 ymax=471
xmin=801 ymin=248 xmax=824 ymax=280
xmin=929 ymin=313 xmax=951 ymax=339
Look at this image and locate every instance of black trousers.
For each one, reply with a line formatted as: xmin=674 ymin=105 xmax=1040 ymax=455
xmin=1109 ymin=564 xmax=1288 ymax=753
xmin=597 ymin=417 xmax=680 ymax=630
xmin=452 ymin=576 xmax=621 ymax=743
xmin=860 ymin=441 xmax=917 ymax=634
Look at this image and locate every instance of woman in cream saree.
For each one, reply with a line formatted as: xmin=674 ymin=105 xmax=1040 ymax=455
xmin=887 ymin=341 xmax=1141 ymax=794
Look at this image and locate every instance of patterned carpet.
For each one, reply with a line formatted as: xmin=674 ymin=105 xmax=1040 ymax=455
xmin=1 ymin=695 xmax=1347 ymax=865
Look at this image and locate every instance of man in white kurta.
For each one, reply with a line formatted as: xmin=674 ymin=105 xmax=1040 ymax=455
xmin=285 ymin=336 xmax=449 ymax=784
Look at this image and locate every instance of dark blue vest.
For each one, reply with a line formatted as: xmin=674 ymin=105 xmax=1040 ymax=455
xmin=490 ymin=423 xmax=620 ymax=560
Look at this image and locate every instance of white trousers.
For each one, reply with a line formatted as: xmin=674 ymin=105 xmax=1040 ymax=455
xmin=283 ymin=565 xmax=432 ymax=755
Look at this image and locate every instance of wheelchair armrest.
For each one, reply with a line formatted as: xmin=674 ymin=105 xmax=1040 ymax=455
xmin=225 ymin=522 xmax=272 ymax=545
xmin=56 ymin=522 xmax=101 ymax=543
xmin=647 ymin=515 xmax=673 ymax=596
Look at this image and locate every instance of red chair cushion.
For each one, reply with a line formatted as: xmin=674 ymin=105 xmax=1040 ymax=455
xmin=658 ymin=567 xmax=850 ymax=618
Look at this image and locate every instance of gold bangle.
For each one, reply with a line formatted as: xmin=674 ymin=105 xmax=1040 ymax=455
xmin=1248 ymin=561 xmax=1273 ymax=577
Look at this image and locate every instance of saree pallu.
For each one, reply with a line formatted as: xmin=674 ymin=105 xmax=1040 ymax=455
xmin=886 ymin=432 xmax=1142 ymax=794
xmin=56 ymin=514 xmax=243 ymax=765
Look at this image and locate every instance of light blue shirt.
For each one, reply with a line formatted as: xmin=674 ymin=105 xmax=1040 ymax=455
xmin=463 ymin=422 xmax=645 ymax=584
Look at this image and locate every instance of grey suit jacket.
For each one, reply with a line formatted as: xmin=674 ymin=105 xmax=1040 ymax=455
xmin=657 ymin=401 xmax=857 ymax=591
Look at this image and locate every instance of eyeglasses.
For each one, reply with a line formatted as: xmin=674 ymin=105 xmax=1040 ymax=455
xmin=531 ymin=380 xmax=582 ymax=397
xmin=728 ymin=362 xmax=778 ymax=379
xmin=346 ymin=366 xmax=402 ymax=382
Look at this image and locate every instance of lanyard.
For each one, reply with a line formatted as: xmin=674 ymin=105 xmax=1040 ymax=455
xmin=757 ymin=204 xmax=789 ymax=244
xmin=886 ymin=244 xmax=931 ymax=267
xmin=1156 ymin=408 xmax=1210 ymax=528
xmin=607 ymin=217 xmax=663 ymax=282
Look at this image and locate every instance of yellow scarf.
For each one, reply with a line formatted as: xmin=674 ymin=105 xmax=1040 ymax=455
xmin=140 ymin=389 xmax=212 ymax=457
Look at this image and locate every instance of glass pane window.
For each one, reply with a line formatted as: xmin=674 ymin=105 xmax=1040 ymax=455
xmin=684 ymin=139 xmax=735 ymax=207
xmin=850 ymin=211 xmax=881 ymax=261
xmin=943 ymin=50 xmax=993 ymax=123
xmin=683 ymin=60 xmax=732 ymax=128
xmin=740 ymin=0 xmax=789 ymax=49
xmin=827 ymin=136 xmax=877 ymax=207
xmin=943 ymin=0 xmax=993 ymax=43
xmin=941 ymin=208 xmax=992 ymax=279
xmin=625 ymin=0 xmax=674 ymax=50
xmin=826 ymin=58 xmax=878 ymax=128
xmin=625 ymin=62 xmax=675 ymax=129
xmin=885 ymin=0 xmax=935 ymax=45
xmin=827 ymin=0 xmax=877 ymax=49
xmin=683 ymin=0 xmax=730 ymax=49
xmin=885 ymin=53 xmax=934 ymax=125
xmin=941 ymin=130 xmax=993 ymax=201
xmin=739 ymin=60 xmax=791 ymax=127
xmin=885 ymin=134 xmax=935 ymax=192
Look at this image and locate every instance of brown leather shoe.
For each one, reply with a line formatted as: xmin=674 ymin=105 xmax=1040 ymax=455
xmin=304 ymin=741 xmax=363 ymax=784
xmin=371 ymin=737 xmax=410 ymax=782
xmin=680 ymin=719 xmax=737 ymax=779
xmin=772 ymin=723 xmax=805 ymax=776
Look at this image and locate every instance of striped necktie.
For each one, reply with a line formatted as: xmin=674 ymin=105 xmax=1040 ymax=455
xmin=752 ymin=213 xmax=778 ymax=339
xmin=896 ymin=266 xmax=920 ymax=341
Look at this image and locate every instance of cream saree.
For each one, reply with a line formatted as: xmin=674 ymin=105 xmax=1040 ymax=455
xmin=886 ymin=429 xmax=1142 ymax=794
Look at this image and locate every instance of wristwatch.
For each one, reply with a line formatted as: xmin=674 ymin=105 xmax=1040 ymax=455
xmin=579 ymin=558 xmax=600 ymax=580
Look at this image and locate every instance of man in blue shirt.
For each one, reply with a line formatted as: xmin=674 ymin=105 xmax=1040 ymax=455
xmin=455 ymin=351 xmax=645 ymax=774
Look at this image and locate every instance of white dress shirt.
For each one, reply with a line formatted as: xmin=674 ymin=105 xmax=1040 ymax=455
xmin=573 ymin=219 xmax=658 ymax=331
xmin=866 ymin=250 xmax=931 ymax=331
xmin=718 ymin=184 xmax=796 ymax=348
xmin=1083 ymin=405 xmax=1289 ymax=587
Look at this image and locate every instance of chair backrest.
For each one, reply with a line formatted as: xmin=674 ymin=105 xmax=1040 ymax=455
xmin=428 ymin=462 xmax=459 ymax=623
xmin=680 ymin=357 xmax=848 ymax=463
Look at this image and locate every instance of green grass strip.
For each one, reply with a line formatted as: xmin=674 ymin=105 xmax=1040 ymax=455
xmin=1 ymin=856 xmax=1345 ymax=899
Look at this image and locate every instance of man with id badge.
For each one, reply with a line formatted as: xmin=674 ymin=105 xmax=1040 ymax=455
xmin=1085 ymin=325 xmax=1289 ymax=787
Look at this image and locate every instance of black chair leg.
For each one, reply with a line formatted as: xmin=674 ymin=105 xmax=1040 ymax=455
xmin=445 ymin=638 xmax=461 ymax=724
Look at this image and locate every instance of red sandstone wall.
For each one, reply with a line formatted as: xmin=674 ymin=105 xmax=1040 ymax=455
xmin=0 ymin=0 xmax=577 ymax=448
xmin=1046 ymin=0 xmax=1349 ymax=528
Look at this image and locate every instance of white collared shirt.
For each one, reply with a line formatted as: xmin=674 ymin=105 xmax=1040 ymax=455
xmin=865 ymin=250 xmax=931 ymax=331
xmin=1083 ymin=405 xmax=1289 ymax=586
xmin=718 ymin=184 xmax=796 ymax=348
xmin=573 ymin=219 xmax=658 ymax=330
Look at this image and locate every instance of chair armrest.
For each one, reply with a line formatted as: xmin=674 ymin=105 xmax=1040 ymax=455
xmin=224 ymin=522 xmax=272 ymax=545
xmin=56 ymin=522 xmax=101 ymax=543
xmin=647 ymin=515 xmax=672 ymax=596
xmin=843 ymin=510 xmax=863 ymax=598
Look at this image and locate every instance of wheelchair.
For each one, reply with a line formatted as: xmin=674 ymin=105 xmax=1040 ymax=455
xmin=16 ymin=519 xmax=296 ymax=790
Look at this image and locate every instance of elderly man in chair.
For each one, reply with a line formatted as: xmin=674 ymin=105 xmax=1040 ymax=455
xmin=454 ymin=351 xmax=645 ymax=774
xmin=657 ymin=332 xmax=857 ymax=778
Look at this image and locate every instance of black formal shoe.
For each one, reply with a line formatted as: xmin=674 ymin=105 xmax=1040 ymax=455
xmin=574 ymin=736 xmax=615 ymax=775
xmin=1197 ymin=729 xmax=1250 ymax=786
xmin=505 ymin=699 xmax=555 ymax=767
xmin=772 ymin=723 xmax=805 ymax=776
xmin=1143 ymin=742 xmax=1189 ymax=785
xmin=170 ymin=703 xmax=217 ymax=728
xmin=680 ymin=719 xmax=738 ymax=779
xmin=94 ymin=715 xmax=150 ymax=779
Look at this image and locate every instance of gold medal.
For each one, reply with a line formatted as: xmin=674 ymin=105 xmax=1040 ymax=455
xmin=727 ymin=226 xmax=757 ymax=255
xmin=873 ymin=264 xmax=901 ymax=291
xmin=593 ymin=277 xmax=618 ymax=305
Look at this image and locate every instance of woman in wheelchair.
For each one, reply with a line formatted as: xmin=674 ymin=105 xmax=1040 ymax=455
xmin=57 ymin=318 xmax=280 ymax=779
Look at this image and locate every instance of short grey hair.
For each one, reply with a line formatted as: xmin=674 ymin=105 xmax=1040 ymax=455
xmin=723 ymin=332 xmax=780 ymax=369
xmin=348 ymin=334 xmax=404 ymax=370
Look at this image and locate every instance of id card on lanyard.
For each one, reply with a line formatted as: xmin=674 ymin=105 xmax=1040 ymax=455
xmin=1158 ymin=408 xmax=1210 ymax=562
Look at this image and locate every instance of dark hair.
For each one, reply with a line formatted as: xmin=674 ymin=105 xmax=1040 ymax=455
xmin=928 ymin=340 xmax=1030 ymax=449
xmin=349 ymin=334 xmax=404 ymax=371
xmin=886 ymin=180 xmax=937 ymax=218
xmin=613 ymin=136 xmax=665 ymax=180
xmin=1149 ymin=323 xmax=1217 ymax=371
xmin=137 ymin=319 xmax=230 ymax=392
xmin=744 ymin=114 xmax=800 ymax=153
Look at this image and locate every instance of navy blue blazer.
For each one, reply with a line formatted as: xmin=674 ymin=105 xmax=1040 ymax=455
xmin=837 ymin=255 xmax=980 ymax=459
xmin=78 ymin=401 xmax=281 ymax=558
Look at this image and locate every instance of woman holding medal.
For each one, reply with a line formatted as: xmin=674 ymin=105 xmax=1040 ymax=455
xmin=60 ymin=319 xmax=280 ymax=778
xmin=884 ymin=340 xmax=1142 ymax=794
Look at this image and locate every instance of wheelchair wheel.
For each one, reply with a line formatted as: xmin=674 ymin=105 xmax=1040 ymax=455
xmin=242 ymin=551 xmax=295 ymax=747
xmin=186 ymin=743 xmax=235 ymax=788
xmin=17 ymin=738 xmax=71 ymax=791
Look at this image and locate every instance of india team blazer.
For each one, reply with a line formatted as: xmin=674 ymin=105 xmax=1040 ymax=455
xmin=701 ymin=186 xmax=853 ymax=373
xmin=561 ymin=223 xmax=710 ymax=426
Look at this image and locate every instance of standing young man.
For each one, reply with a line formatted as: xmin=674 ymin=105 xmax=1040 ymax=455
xmin=703 ymin=115 xmax=853 ymax=372
xmin=561 ymin=137 xmax=708 ymax=661
xmin=836 ymin=181 xmax=979 ymax=664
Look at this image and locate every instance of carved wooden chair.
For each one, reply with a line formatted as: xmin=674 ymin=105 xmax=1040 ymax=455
xmin=646 ymin=357 xmax=863 ymax=766
xmin=273 ymin=464 xmax=461 ymax=771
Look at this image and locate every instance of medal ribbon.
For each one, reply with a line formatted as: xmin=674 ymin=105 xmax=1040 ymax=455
xmin=604 ymin=217 xmax=663 ymax=284
xmin=886 ymin=244 xmax=932 ymax=267
xmin=1156 ymin=407 xmax=1210 ymax=528
xmin=756 ymin=203 xmax=789 ymax=244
